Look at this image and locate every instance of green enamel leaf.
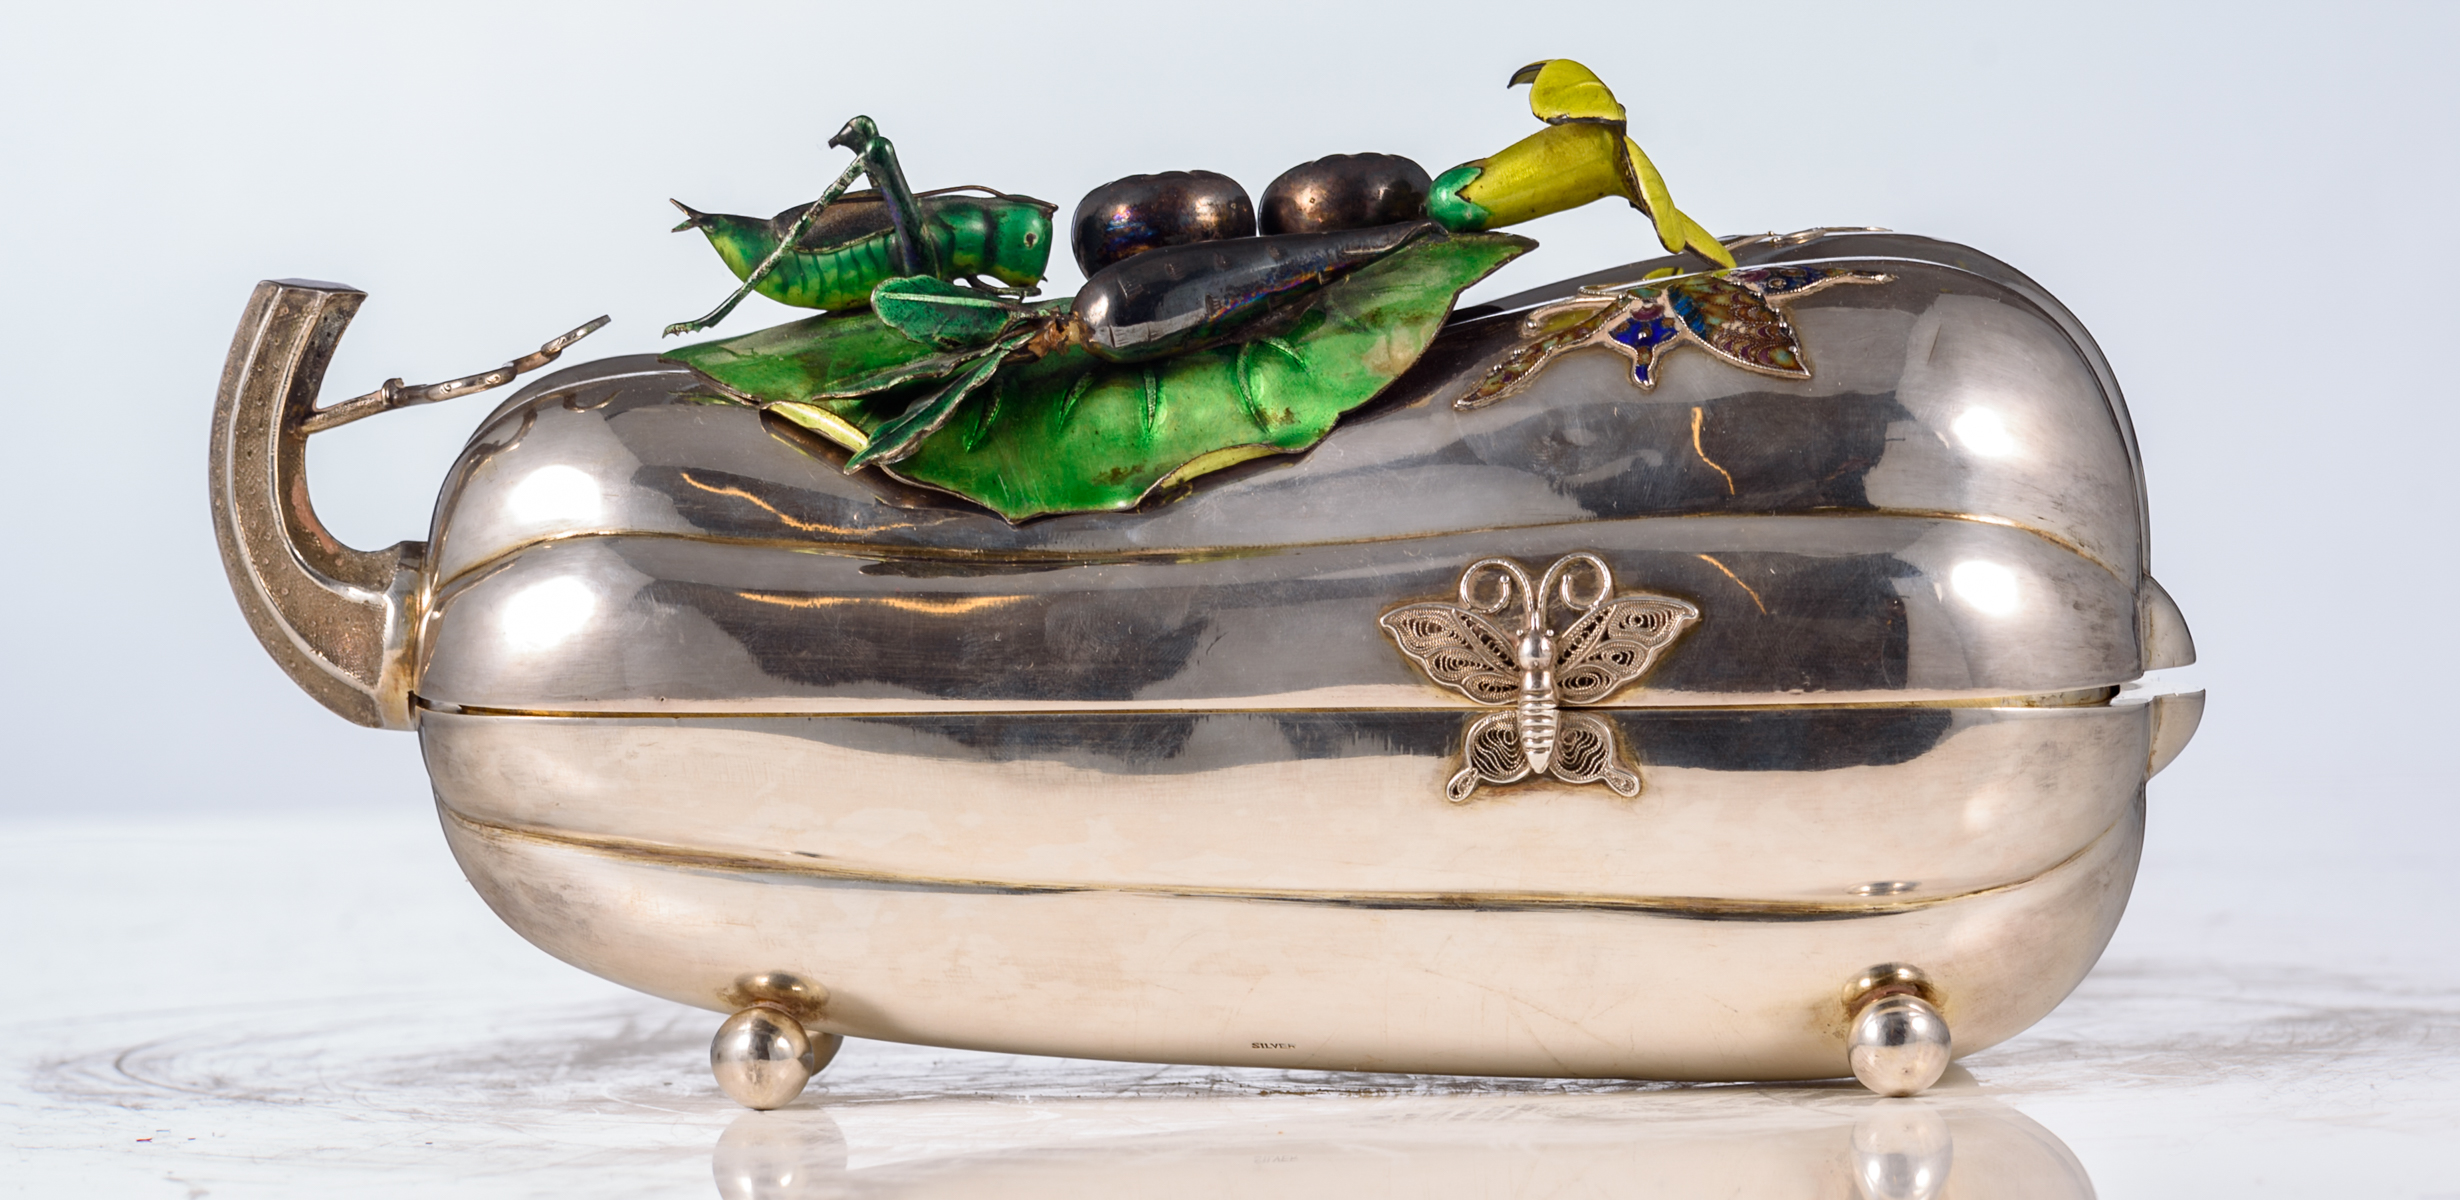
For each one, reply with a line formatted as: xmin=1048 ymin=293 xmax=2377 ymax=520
xmin=845 ymin=330 xmax=1031 ymax=470
xmin=886 ymin=232 xmax=1530 ymax=519
xmin=663 ymin=232 xmax=1531 ymax=520
xmin=663 ymin=308 xmax=946 ymax=403
xmin=871 ymin=276 xmax=1022 ymax=350
xmin=667 ymin=297 xmax=1070 ymax=404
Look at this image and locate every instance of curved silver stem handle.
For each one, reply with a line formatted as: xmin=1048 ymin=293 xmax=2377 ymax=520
xmin=209 ymin=279 xmax=424 ymax=730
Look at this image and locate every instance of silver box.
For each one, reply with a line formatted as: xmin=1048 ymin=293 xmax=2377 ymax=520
xmin=212 ymin=232 xmax=2200 ymax=1086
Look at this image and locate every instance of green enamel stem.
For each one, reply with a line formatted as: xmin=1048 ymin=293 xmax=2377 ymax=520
xmin=666 ymin=155 xmax=867 ymax=337
xmin=1427 ymin=165 xmax=1493 ymax=233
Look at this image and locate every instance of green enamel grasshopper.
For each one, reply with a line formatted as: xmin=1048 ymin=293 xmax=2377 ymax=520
xmin=664 ymin=116 xmax=1057 ymax=338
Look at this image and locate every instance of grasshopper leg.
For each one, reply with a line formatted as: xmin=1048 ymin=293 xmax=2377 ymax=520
xmin=665 ymin=154 xmax=868 ymax=338
xmin=831 ymin=116 xmax=938 ymax=280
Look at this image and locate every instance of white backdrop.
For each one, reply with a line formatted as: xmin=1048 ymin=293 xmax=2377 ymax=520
xmin=4 ymin=0 xmax=2453 ymax=890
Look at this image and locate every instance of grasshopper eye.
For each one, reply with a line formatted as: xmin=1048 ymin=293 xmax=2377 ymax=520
xmin=1023 ymin=230 xmax=1039 ymax=247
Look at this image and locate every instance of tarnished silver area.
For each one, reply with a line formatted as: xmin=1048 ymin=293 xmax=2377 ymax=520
xmin=210 ymin=229 xmax=2200 ymax=1096
xmin=2147 ymin=690 xmax=2207 ymax=778
xmin=2141 ymin=575 xmax=2197 ymax=670
xmin=723 ymin=972 xmax=831 ymax=1024
xmin=210 ymin=280 xmax=426 ymax=730
xmin=1380 ymin=553 xmax=1697 ymax=801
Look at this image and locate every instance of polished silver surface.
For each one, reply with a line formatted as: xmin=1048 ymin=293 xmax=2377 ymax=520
xmin=711 ymin=1007 xmax=821 ymax=1110
xmin=208 ymin=228 xmax=2200 ymax=1089
xmin=724 ymin=971 xmax=832 ymax=1024
xmin=441 ymin=793 xmax=2141 ymax=1080
xmin=1851 ymin=994 xmax=1956 ymax=1097
xmin=1471 ymin=230 xmax=2156 ymax=571
xmin=416 ymin=516 xmax=2144 ymax=714
xmin=423 ymin=704 xmax=2148 ymax=903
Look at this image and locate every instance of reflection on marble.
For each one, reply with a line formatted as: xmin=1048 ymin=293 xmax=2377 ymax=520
xmin=22 ymin=983 xmax=2084 ymax=1199
xmin=2 ymin=813 xmax=2455 ymax=1197
xmin=708 ymin=1087 xmax=2074 ymax=1200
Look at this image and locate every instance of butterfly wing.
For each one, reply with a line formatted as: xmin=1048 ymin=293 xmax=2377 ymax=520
xmin=1456 ymin=296 xmax=1618 ymax=410
xmin=1663 ymin=275 xmax=1810 ymax=378
xmin=1448 ymin=710 xmax=1532 ymax=803
xmin=1554 ymin=594 xmax=1701 ymax=705
xmin=1660 ymin=268 xmax=1894 ymax=380
xmin=1601 ymin=297 xmax=1682 ymax=391
xmin=1548 ymin=712 xmax=1641 ymax=797
xmin=1732 ymin=264 xmax=1891 ymax=299
xmin=1379 ymin=603 xmax=1523 ymax=706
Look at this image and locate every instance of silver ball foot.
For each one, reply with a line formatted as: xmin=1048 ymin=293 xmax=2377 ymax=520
xmin=711 ymin=1007 xmax=843 ymax=1110
xmin=1848 ymin=992 xmax=1953 ymax=1096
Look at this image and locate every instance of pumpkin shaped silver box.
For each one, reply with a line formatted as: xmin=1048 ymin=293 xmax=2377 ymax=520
xmin=209 ymin=62 xmax=2199 ymax=1107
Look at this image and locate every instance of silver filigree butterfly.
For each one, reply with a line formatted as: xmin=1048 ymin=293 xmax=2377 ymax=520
xmin=1379 ymin=553 xmax=1699 ymax=803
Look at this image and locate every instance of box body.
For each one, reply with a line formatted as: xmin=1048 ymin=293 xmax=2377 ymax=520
xmin=404 ymin=233 xmax=2197 ymax=1078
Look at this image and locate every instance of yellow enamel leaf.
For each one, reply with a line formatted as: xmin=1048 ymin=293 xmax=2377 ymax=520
xmin=1621 ymin=137 xmax=1734 ymax=266
xmin=767 ymin=401 xmax=869 ymax=452
xmin=1511 ymin=59 xmax=1626 ymax=125
xmin=1622 ymin=137 xmax=1686 ymax=251
xmin=1677 ymin=212 xmax=1737 ymax=268
xmin=1458 ymin=122 xmax=1630 ymax=228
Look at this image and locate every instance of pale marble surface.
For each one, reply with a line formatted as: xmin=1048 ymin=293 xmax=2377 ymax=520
xmin=2 ymin=812 xmax=2453 ymax=1198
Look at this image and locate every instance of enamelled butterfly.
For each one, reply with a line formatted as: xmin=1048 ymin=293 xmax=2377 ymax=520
xmin=1379 ymin=553 xmax=1699 ymax=803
